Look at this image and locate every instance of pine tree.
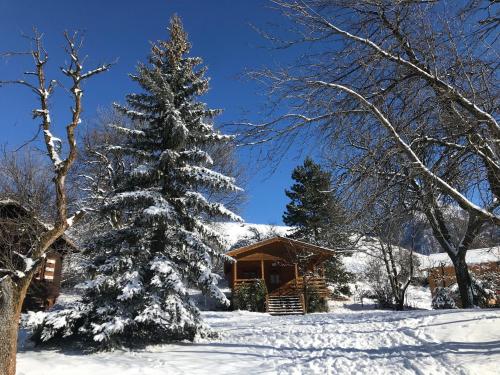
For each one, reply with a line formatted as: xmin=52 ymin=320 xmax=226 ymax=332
xmin=35 ymin=16 xmax=242 ymax=348
xmin=283 ymin=157 xmax=353 ymax=297
xmin=283 ymin=157 xmax=345 ymax=244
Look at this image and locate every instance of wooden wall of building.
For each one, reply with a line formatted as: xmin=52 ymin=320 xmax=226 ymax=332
xmin=428 ymin=261 xmax=500 ymax=306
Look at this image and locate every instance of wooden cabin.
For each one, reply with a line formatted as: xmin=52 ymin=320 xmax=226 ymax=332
xmin=225 ymin=236 xmax=334 ymax=315
xmin=0 ymin=199 xmax=76 ymax=311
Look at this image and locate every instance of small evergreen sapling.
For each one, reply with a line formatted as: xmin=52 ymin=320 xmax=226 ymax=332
xmin=34 ymin=16 xmax=242 ymax=348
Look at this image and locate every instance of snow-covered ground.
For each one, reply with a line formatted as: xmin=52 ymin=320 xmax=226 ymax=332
xmin=17 ymin=307 xmax=500 ymax=375
xmin=17 ymin=224 xmax=498 ymax=374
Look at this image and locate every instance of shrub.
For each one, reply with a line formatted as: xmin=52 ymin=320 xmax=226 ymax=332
xmin=432 ymin=286 xmax=458 ymax=309
xmin=324 ymin=256 xmax=354 ymax=299
xmin=306 ymin=287 xmax=329 ymax=313
xmin=371 ymin=283 xmax=395 ymax=309
xmin=432 ymin=275 xmax=498 ymax=309
xmin=472 ymin=275 xmax=498 ymax=308
xmin=232 ymin=280 xmax=267 ymax=312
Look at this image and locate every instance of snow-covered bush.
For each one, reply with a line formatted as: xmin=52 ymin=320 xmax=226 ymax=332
xmin=432 ymin=286 xmax=458 ymax=309
xmin=364 ymin=256 xmax=396 ymax=308
xmin=471 ymin=275 xmax=498 ymax=308
xmin=432 ymin=274 xmax=498 ymax=310
xmin=325 ymin=257 xmax=354 ymax=299
xmin=306 ymin=287 xmax=329 ymax=313
xmin=232 ymin=280 xmax=267 ymax=312
xmin=362 ymin=242 xmax=419 ymax=310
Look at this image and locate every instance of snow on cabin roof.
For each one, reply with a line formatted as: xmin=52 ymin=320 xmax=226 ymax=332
xmin=423 ymin=247 xmax=500 ymax=268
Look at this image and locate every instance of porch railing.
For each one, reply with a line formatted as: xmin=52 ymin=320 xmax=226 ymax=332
xmin=233 ymin=276 xmax=330 ymax=298
xmin=269 ymin=276 xmax=330 ymax=297
xmin=234 ymin=278 xmax=262 ymax=288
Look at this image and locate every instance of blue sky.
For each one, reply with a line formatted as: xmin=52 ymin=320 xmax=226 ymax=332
xmin=0 ymin=0 xmax=312 ymax=225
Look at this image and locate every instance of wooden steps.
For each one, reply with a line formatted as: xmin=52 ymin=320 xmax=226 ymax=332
xmin=267 ymin=295 xmax=304 ymax=315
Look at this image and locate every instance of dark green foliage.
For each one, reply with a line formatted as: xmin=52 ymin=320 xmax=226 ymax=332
xmin=232 ymin=280 xmax=267 ymax=312
xmin=432 ymin=274 xmax=497 ymax=310
xmin=471 ymin=275 xmax=498 ymax=308
xmin=305 ymin=287 xmax=329 ymax=313
xmin=283 ymin=157 xmax=346 ymax=245
xmin=283 ymin=157 xmax=352 ymax=295
xmin=323 ymin=257 xmax=354 ymax=298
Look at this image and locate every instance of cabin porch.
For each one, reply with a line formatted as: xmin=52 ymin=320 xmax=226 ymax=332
xmin=224 ymin=236 xmax=334 ymax=315
xmin=226 ymin=259 xmax=330 ymax=314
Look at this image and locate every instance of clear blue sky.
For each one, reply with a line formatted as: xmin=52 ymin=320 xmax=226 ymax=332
xmin=0 ymin=0 xmax=312 ymax=225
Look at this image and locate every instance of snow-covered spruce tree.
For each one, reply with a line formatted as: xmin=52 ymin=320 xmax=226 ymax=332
xmin=34 ymin=16 xmax=242 ymax=348
xmin=283 ymin=157 xmax=353 ymax=297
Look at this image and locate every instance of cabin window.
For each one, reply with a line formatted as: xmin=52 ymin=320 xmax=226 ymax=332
xmin=270 ymin=274 xmax=280 ymax=284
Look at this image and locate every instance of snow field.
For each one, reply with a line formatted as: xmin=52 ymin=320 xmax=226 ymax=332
xmin=17 ymin=308 xmax=500 ymax=375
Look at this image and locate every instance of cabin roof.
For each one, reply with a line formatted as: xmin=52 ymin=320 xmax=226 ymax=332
xmin=0 ymin=198 xmax=77 ymax=253
xmin=226 ymin=236 xmax=336 ymax=258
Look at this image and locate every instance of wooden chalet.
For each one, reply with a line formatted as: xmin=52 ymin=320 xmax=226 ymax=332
xmin=225 ymin=236 xmax=334 ymax=315
xmin=0 ymin=199 xmax=76 ymax=311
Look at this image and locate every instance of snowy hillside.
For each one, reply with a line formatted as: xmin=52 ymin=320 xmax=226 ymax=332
xmin=340 ymin=236 xmax=429 ymax=276
xmin=212 ymin=222 xmax=292 ymax=249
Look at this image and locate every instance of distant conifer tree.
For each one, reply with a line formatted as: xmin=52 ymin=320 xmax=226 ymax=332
xmin=283 ymin=157 xmax=353 ymax=297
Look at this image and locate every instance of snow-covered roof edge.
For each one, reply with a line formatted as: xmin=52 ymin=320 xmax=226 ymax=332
xmin=423 ymin=246 xmax=500 ymax=268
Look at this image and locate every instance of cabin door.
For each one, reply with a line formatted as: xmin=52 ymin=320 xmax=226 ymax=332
xmin=268 ymin=269 xmax=281 ymax=293
xmin=266 ymin=262 xmax=295 ymax=295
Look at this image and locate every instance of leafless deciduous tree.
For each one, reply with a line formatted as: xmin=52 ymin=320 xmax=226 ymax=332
xmin=0 ymin=147 xmax=54 ymax=219
xmin=0 ymin=31 xmax=109 ymax=375
xmin=359 ymin=195 xmax=419 ymax=310
xmin=241 ymin=0 xmax=499 ymax=308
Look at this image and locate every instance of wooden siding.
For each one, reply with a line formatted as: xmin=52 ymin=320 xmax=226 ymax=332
xmin=24 ymin=251 xmax=64 ymax=311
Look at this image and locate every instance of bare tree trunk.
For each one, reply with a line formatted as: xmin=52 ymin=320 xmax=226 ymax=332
xmin=395 ymin=293 xmax=405 ymax=311
xmin=0 ymin=278 xmax=30 ymax=375
xmin=0 ymin=30 xmax=109 ymax=375
xmin=453 ymin=254 xmax=475 ymax=308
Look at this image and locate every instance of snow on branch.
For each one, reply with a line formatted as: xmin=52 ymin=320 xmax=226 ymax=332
xmin=108 ymin=124 xmax=146 ymax=137
xmin=1 ymin=29 xmax=110 ymax=267
xmin=308 ymin=80 xmax=500 ymax=225
xmin=182 ymin=191 xmax=243 ymax=222
xmin=43 ymin=129 xmax=63 ymax=167
xmin=179 ymin=165 xmax=243 ymax=192
xmin=295 ymin=2 xmax=500 ymax=137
